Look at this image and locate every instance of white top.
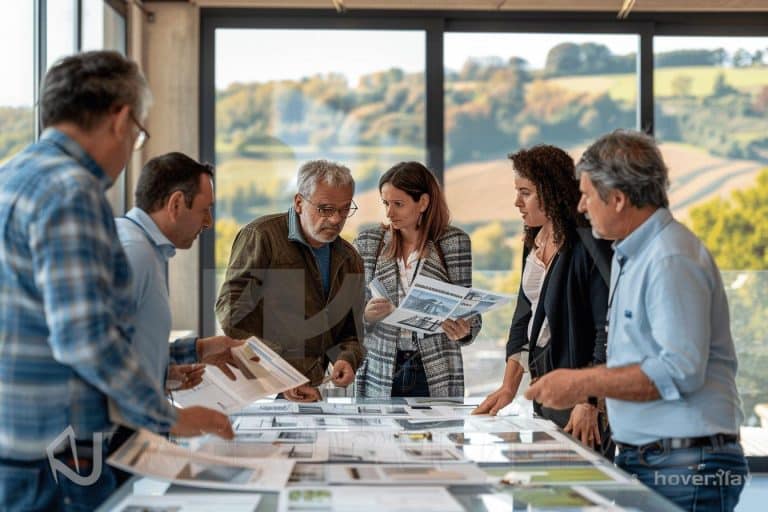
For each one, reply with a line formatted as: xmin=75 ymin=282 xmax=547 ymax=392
xmin=522 ymin=249 xmax=552 ymax=350
xmin=396 ymin=250 xmax=421 ymax=350
xmin=509 ymin=232 xmax=556 ymax=371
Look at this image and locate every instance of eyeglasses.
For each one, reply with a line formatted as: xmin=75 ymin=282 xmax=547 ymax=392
xmin=300 ymin=195 xmax=358 ymax=218
xmin=129 ymin=110 xmax=150 ymax=151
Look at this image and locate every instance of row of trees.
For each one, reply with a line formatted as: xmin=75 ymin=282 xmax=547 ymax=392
xmin=543 ymin=45 xmax=767 ymax=78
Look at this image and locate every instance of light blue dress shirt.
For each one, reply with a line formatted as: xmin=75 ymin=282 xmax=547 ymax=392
xmin=116 ymin=208 xmax=198 ymax=391
xmin=606 ymin=208 xmax=743 ymax=445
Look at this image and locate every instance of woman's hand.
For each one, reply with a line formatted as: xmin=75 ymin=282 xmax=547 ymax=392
xmin=441 ymin=318 xmax=471 ymax=341
xmin=364 ymin=297 xmax=395 ymax=323
xmin=564 ymin=403 xmax=601 ymax=449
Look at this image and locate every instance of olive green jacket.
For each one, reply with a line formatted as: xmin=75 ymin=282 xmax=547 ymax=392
xmin=215 ymin=209 xmax=365 ymax=385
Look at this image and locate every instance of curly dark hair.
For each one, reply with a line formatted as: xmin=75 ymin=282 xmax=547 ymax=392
xmin=508 ymin=145 xmax=587 ymax=250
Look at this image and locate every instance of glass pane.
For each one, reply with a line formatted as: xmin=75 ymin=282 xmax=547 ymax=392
xmin=214 ymin=28 xmax=426 ymax=301
xmin=0 ymin=2 xmax=34 ymax=164
xmin=46 ymin=0 xmax=77 ymax=69
xmin=80 ymin=0 xmax=105 ymax=52
xmin=103 ymin=3 xmax=126 ymax=53
xmin=655 ymin=36 xmax=768 ymax=427
xmin=444 ymin=33 xmax=639 ymax=396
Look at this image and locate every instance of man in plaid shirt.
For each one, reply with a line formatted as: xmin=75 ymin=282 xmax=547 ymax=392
xmin=0 ymin=51 xmax=233 ymax=511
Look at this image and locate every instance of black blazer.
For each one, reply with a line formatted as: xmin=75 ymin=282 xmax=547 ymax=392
xmin=506 ymin=228 xmax=612 ymax=371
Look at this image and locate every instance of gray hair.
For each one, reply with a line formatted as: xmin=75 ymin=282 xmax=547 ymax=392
xmin=575 ymin=129 xmax=669 ymax=209
xmin=41 ymin=50 xmax=152 ymax=130
xmin=296 ymin=160 xmax=355 ymax=197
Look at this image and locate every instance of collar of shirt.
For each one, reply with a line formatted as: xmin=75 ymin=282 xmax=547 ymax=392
xmin=39 ymin=128 xmax=113 ymax=192
xmin=613 ymin=207 xmax=674 ymax=266
xmin=125 ymin=207 xmax=176 ymax=260
xmin=287 ymin=206 xmax=332 ymax=251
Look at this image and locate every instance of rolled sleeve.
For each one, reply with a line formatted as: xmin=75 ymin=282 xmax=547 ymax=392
xmin=170 ymin=336 xmax=199 ymax=365
xmin=640 ymin=356 xmax=681 ymax=401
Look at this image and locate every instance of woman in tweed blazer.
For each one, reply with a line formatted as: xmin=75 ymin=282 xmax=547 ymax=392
xmin=354 ymin=162 xmax=481 ymax=398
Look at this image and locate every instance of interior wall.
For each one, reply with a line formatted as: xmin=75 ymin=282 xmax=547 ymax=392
xmin=142 ymin=2 xmax=201 ymax=333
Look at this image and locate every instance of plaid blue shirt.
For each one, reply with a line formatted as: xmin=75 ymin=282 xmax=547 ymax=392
xmin=0 ymin=129 xmax=177 ymax=460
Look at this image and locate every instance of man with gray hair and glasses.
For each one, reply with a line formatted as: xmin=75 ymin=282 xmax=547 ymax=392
xmin=525 ymin=130 xmax=748 ymax=511
xmin=217 ymin=160 xmax=365 ymax=402
xmin=0 ymin=51 xmax=233 ymax=511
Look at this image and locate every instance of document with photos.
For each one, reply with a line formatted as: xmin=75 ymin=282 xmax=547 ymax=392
xmin=107 ymin=429 xmax=295 ymax=491
xmin=279 ymin=486 xmax=463 ymax=512
xmin=326 ymin=462 xmax=489 ymax=485
xmin=197 ymin=429 xmax=330 ymax=462
xmin=380 ymin=275 xmax=512 ymax=335
xmin=172 ymin=336 xmax=308 ymax=414
xmin=112 ymin=493 xmax=261 ymax=512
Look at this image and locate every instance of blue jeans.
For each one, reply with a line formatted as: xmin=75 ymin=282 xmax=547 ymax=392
xmin=0 ymin=443 xmax=117 ymax=512
xmin=615 ymin=441 xmax=748 ymax=512
xmin=391 ymin=351 xmax=430 ymax=397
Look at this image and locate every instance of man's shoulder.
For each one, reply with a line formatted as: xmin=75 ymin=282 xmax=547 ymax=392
xmin=241 ymin=212 xmax=289 ymax=235
xmin=654 ymin=219 xmax=706 ymax=258
xmin=115 ymin=219 xmax=155 ymax=261
xmin=2 ymin=148 xmax=96 ymax=196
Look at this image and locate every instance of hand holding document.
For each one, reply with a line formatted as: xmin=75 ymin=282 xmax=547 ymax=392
xmin=172 ymin=337 xmax=309 ymax=414
xmin=378 ymin=275 xmax=512 ymax=335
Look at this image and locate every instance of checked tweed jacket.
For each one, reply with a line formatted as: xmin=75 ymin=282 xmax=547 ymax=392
xmin=354 ymin=225 xmax=482 ymax=398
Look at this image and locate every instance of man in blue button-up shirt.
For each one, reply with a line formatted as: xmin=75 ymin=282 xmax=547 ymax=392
xmin=526 ymin=130 xmax=748 ymax=511
xmin=0 ymin=51 xmax=233 ymax=511
xmin=115 ymin=152 xmax=248 ymax=394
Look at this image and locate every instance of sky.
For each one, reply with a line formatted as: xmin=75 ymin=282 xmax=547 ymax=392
xmin=0 ymin=3 xmax=765 ymax=106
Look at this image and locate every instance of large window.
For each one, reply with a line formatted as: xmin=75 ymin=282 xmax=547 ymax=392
xmin=654 ymin=36 xmax=768 ymax=426
xmin=213 ymin=28 xmax=426 ymax=303
xmin=444 ymin=33 xmax=638 ymax=395
xmin=201 ymin=11 xmax=768 ymax=430
xmin=0 ymin=1 xmax=34 ymax=164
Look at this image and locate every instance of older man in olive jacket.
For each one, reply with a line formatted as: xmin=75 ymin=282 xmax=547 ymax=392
xmin=216 ymin=160 xmax=365 ymax=402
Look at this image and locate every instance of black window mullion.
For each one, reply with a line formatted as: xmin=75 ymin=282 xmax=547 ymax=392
xmin=425 ymin=17 xmax=445 ymax=183
xmin=638 ymin=23 xmax=655 ymax=135
xmin=34 ymin=0 xmax=47 ymax=140
xmin=199 ymin=12 xmax=218 ymax=337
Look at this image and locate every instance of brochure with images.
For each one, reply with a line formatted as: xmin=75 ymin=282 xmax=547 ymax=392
xmin=107 ymin=429 xmax=295 ymax=491
xmin=278 ymin=486 xmax=463 ymax=512
xmin=379 ymin=275 xmax=511 ymax=335
xmin=112 ymin=493 xmax=261 ymax=512
xmin=172 ymin=337 xmax=308 ymax=414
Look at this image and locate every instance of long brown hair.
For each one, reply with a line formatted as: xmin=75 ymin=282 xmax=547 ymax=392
xmin=508 ymin=145 xmax=587 ymax=250
xmin=379 ymin=161 xmax=450 ymax=260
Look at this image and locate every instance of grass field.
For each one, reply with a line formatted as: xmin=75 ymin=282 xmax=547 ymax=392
xmin=548 ymin=65 xmax=767 ymax=102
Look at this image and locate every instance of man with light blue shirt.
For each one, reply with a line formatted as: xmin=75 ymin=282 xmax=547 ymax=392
xmin=116 ymin=152 xmax=249 ymax=394
xmin=526 ymin=130 xmax=748 ymax=511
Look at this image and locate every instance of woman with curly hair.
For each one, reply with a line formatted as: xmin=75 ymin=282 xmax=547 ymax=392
xmin=474 ymin=145 xmax=614 ymax=456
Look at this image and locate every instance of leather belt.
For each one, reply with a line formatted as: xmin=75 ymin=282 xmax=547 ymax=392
xmin=615 ymin=433 xmax=739 ymax=453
